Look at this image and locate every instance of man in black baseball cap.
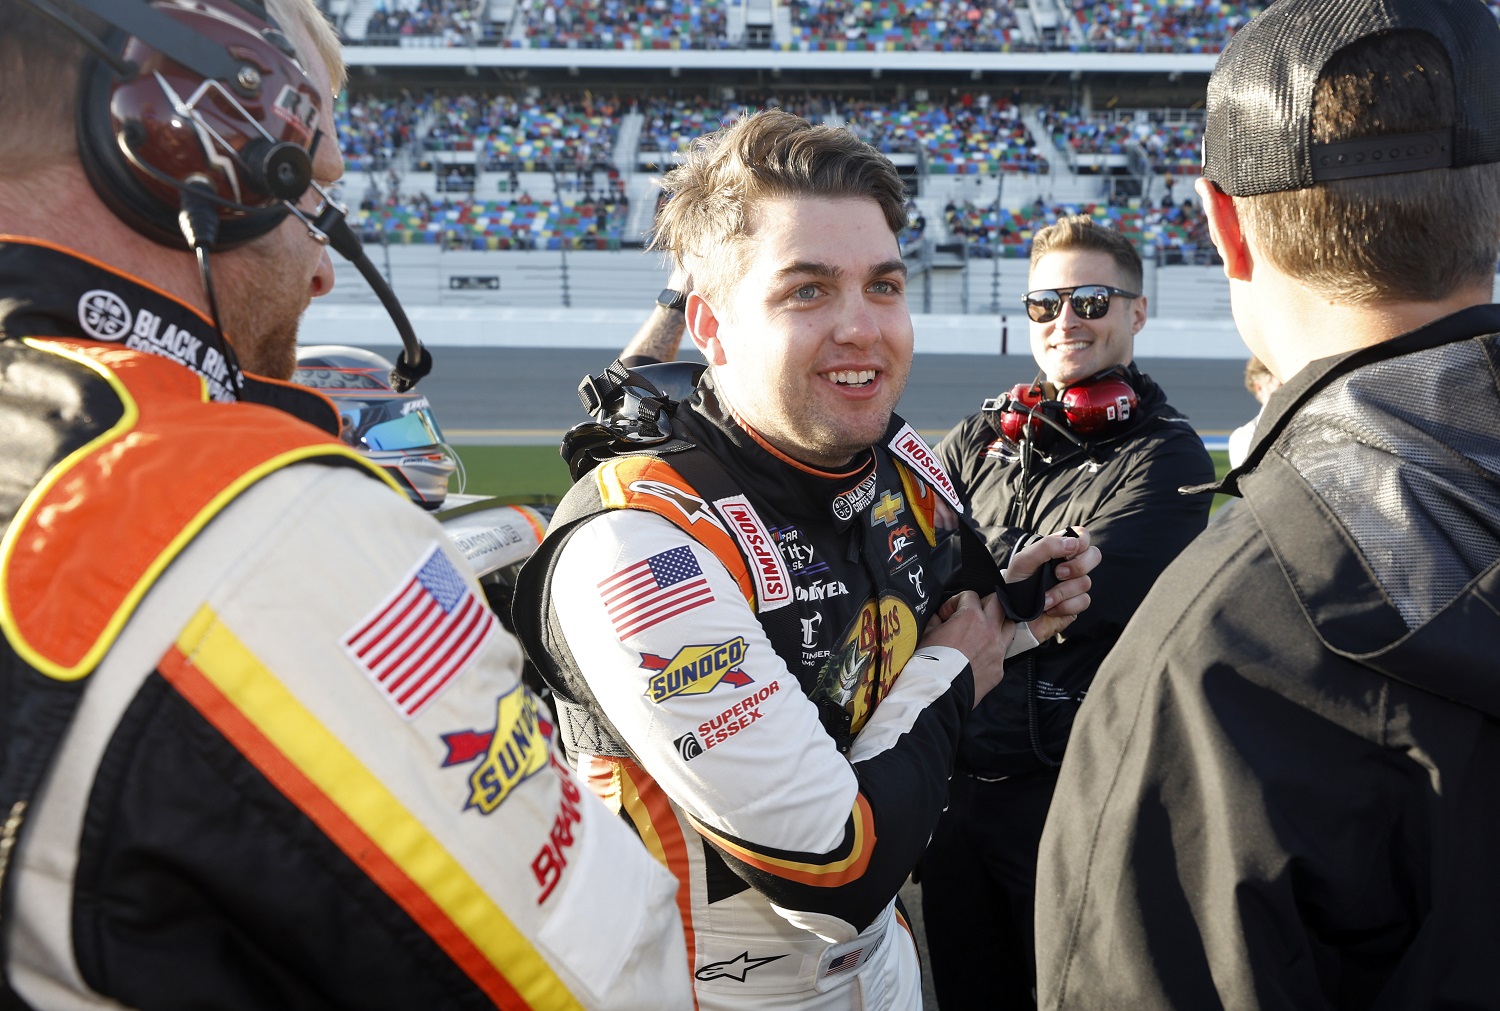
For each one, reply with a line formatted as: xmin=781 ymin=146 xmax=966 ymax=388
xmin=1034 ymin=1 xmax=1500 ymax=1007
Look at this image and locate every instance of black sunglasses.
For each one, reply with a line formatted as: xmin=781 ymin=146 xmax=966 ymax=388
xmin=1022 ymin=285 xmax=1139 ymax=323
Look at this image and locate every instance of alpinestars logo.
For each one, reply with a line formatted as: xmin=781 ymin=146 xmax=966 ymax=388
xmin=695 ymin=952 xmax=787 ymax=982
xmin=674 ymin=732 xmax=705 ymax=761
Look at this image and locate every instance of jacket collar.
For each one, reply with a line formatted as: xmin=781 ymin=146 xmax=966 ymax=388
xmin=0 ymin=237 xmax=339 ymax=436
xmin=1210 ymin=303 xmax=1500 ymax=496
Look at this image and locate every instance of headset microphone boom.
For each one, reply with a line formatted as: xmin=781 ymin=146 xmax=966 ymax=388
xmin=25 ymin=0 xmax=431 ymax=389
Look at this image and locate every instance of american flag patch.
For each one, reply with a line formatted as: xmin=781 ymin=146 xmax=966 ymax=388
xmin=598 ymin=545 xmax=714 ymax=640
xmin=342 ymin=544 xmax=495 ymax=719
xmin=824 ymin=947 xmax=864 ymax=977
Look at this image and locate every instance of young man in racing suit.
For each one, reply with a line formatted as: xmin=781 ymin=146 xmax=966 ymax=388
xmin=514 ymin=110 xmax=1099 ymax=1009
xmin=0 ymin=1 xmax=688 ymax=1006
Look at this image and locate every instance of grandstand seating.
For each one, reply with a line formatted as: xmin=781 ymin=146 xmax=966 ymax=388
xmin=1039 ymin=105 xmax=1203 ymax=175
xmin=941 ymin=195 xmax=1211 ymax=261
xmin=845 ymin=98 xmax=1047 ymax=174
xmin=511 ymin=0 xmax=731 ymax=49
xmin=336 ymin=92 xmax=424 ymax=172
xmin=1065 ymin=0 xmax=1265 ymax=54
xmin=787 ymin=0 xmax=1025 ymax=52
xmin=351 ymin=193 xmax=632 ymax=250
xmin=362 ymin=0 xmax=499 ymax=45
xmin=422 ymin=93 xmax=623 ymax=171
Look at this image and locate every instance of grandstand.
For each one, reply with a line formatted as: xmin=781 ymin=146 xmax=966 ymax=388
xmin=307 ymin=2 xmax=1500 ymax=354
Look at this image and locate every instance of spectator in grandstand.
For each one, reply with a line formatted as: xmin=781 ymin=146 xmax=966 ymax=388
xmin=1037 ymin=1 xmax=1500 ymax=1006
xmin=0 ymin=0 xmax=691 ymax=1006
xmin=1226 ymin=353 xmax=1279 ymax=467
xmin=923 ymin=215 xmax=1213 ymax=1010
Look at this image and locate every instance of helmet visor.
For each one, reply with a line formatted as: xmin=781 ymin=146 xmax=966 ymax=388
xmin=343 ymin=398 xmax=447 ymax=451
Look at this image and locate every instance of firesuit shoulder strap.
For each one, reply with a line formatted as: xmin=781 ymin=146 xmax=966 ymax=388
xmin=0 ymin=339 xmax=394 ymax=1003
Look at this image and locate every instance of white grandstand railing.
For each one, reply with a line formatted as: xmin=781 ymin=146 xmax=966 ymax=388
xmin=339 ymin=46 xmax=1221 ymax=73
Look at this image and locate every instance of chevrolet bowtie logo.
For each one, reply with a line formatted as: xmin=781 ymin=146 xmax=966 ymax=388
xmin=872 ymin=491 xmax=903 ymax=526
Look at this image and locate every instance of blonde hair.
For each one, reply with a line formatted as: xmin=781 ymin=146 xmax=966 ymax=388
xmin=1029 ymin=214 xmax=1144 ymax=291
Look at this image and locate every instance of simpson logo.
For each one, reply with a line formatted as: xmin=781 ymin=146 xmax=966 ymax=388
xmin=715 ymin=495 xmax=792 ymax=610
xmin=439 ymin=684 xmax=552 ymax=815
xmin=629 ymin=479 xmax=727 ymax=531
xmin=832 ymin=472 xmax=878 ymax=522
xmin=641 ymin=638 xmax=754 ymax=703
xmin=675 ymin=732 xmax=705 ymax=761
xmin=889 ymin=423 xmax=963 ymax=514
xmin=78 ymin=290 xmax=131 ymax=341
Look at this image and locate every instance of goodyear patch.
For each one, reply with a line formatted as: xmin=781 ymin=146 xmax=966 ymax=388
xmin=441 ymin=684 xmax=552 ymax=814
xmin=642 ymin=637 xmax=753 ymax=703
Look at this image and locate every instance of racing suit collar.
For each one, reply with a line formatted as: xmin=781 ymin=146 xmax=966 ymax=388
xmin=684 ymin=371 xmax=885 ymax=533
xmin=0 ymin=237 xmax=340 ymax=436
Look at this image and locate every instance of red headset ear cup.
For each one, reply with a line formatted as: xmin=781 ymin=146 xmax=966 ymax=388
xmin=75 ymin=0 xmax=322 ymax=250
xmin=997 ymin=383 xmax=1048 ymax=444
xmin=1058 ymin=376 xmax=1139 ymax=435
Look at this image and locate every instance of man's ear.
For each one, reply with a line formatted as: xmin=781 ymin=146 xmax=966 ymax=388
xmin=1128 ymin=293 xmax=1148 ymax=335
xmin=685 ymin=292 xmax=726 ymax=366
xmin=1195 ymin=177 xmax=1252 ymax=282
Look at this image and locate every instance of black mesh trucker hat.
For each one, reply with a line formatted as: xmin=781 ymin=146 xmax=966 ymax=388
xmin=1202 ymin=0 xmax=1500 ymax=196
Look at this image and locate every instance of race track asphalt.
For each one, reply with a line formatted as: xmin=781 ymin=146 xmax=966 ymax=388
xmin=364 ymin=346 xmax=1257 ymax=446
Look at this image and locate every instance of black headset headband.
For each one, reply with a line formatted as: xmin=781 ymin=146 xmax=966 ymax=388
xmin=53 ymin=0 xmax=272 ymax=80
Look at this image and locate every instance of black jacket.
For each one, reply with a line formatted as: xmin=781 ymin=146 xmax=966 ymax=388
xmin=1037 ymin=306 xmax=1500 ymax=1010
xmin=936 ymin=364 xmax=1214 ymax=775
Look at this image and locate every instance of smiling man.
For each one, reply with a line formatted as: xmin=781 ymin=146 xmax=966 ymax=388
xmin=921 ymin=215 xmax=1212 ymax=1010
xmin=513 ymin=111 xmax=1100 ymax=1009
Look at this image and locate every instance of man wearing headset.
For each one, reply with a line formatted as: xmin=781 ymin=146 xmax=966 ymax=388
xmin=919 ymin=214 xmax=1214 ymax=1009
xmin=0 ymin=1 xmax=689 ymax=1007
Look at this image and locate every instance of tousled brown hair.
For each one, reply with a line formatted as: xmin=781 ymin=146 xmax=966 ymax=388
xmin=1029 ymin=214 xmax=1144 ymax=292
xmin=1234 ymin=30 xmax=1500 ymax=303
xmin=650 ymin=109 xmax=908 ymax=302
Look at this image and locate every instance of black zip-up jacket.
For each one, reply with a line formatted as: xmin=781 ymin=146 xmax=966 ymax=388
xmin=1037 ymin=306 xmax=1500 ymax=1009
xmin=936 ymin=364 xmax=1214 ymax=775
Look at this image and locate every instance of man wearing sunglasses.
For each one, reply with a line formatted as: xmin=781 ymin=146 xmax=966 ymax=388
xmin=919 ymin=214 xmax=1214 ymax=1010
xmin=1037 ymin=0 xmax=1500 ymax=1006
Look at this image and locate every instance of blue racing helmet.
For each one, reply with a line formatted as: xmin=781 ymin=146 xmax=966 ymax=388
xmin=295 ymin=345 xmax=462 ymax=510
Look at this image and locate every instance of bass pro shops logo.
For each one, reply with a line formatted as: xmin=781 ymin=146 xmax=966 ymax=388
xmin=642 ymin=638 xmax=753 ymax=703
xmin=440 ymin=684 xmax=552 ymax=814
